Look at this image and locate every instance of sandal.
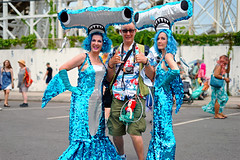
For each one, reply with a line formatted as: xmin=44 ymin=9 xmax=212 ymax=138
xmin=4 ymin=104 xmax=10 ymax=107
xmin=219 ymin=113 xmax=227 ymax=118
xmin=214 ymin=114 xmax=225 ymax=119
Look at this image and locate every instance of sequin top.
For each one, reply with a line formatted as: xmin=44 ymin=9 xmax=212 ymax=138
xmin=147 ymin=55 xmax=183 ymax=160
xmin=42 ymin=53 xmax=120 ymax=159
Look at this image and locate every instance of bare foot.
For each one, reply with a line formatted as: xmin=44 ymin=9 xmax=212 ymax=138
xmin=219 ymin=113 xmax=227 ymax=118
xmin=214 ymin=114 xmax=225 ymax=119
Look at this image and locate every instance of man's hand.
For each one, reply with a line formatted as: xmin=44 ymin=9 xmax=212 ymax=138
xmin=135 ymin=51 xmax=148 ymax=64
xmin=108 ymin=52 xmax=124 ymax=68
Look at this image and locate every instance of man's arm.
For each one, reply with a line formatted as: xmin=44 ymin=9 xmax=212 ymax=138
xmin=106 ymin=50 xmax=123 ymax=82
xmin=43 ymin=70 xmax=49 ymax=80
xmin=135 ymin=51 xmax=156 ymax=81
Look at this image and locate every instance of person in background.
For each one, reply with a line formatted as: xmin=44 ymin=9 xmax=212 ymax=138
xmin=17 ymin=60 xmax=31 ymax=107
xmin=197 ymin=63 xmax=207 ymax=99
xmin=192 ymin=60 xmax=201 ymax=89
xmin=43 ymin=62 xmax=53 ymax=85
xmin=202 ymin=55 xmax=231 ymax=119
xmin=0 ymin=64 xmax=1 ymax=111
xmin=177 ymin=61 xmax=186 ymax=79
xmin=1 ymin=60 xmax=14 ymax=107
xmin=101 ymin=52 xmax=111 ymax=120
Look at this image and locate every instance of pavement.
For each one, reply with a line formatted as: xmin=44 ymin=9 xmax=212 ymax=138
xmin=0 ymin=90 xmax=240 ymax=109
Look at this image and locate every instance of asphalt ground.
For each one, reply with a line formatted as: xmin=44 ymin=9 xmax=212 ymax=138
xmin=0 ymin=99 xmax=240 ymax=160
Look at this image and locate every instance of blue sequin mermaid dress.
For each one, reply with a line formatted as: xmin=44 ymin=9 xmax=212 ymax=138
xmin=42 ymin=53 xmax=120 ymax=160
xmin=147 ymin=58 xmax=183 ymax=160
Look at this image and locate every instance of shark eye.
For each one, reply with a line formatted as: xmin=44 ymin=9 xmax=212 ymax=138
xmin=181 ymin=0 xmax=188 ymax=11
xmin=59 ymin=11 xmax=70 ymax=25
xmin=122 ymin=8 xmax=132 ymax=21
xmin=134 ymin=13 xmax=139 ymax=23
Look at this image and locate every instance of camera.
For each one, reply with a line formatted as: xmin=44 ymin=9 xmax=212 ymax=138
xmin=123 ymin=66 xmax=134 ymax=74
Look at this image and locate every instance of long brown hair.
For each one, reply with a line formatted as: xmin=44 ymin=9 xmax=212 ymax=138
xmin=3 ymin=60 xmax=13 ymax=69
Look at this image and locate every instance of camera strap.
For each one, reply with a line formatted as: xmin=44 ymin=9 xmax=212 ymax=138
xmin=121 ymin=43 xmax=136 ymax=66
xmin=110 ymin=47 xmax=133 ymax=89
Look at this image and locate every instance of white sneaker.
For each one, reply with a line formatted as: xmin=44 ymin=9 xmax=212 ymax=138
xmin=0 ymin=107 xmax=2 ymax=111
xmin=120 ymin=154 xmax=127 ymax=160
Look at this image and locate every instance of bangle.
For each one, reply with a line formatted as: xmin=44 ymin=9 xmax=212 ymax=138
xmin=222 ymin=77 xmax=225 ymax=80
xmin=144 ymin=59 xmax=150 ymax=66
xmin=108 ymin=62 xmax=114 ymax=69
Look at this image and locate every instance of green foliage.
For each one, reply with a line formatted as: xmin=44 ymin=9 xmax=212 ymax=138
xmin=173 ymin=33 xmax=233 ymax=46
xmin=47 ymin=34 xmax=57 ymax=50
xmin=107 ymin=26 xmax=122 ymax=46
xmin=0 ymin=39 xmax=12 ymax=49
xmin=76 ymin=36 xmax=85 ymax=43
xmin=1 ymin=30 xmax=240 ymax=50
xmin=68 ymin=36 xmax=78 ymax=47
xmin=21 ymin=34 xmax=37 ymax=49
xmin=67 ymin=36 xmax=85 ymax=48
xmin=49 ymin=0 xmax=57 ymax=15
xmin=135 ymin=30 xmax=155 ymax=47
xmin=233 ymin=32 xmax=240 ymax=46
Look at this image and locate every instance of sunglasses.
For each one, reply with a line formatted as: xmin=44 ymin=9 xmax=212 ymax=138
xmin=122 ymin=29 xmax=135 ymax=33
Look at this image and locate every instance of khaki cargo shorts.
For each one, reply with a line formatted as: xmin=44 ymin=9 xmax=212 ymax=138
xmin=107 ymin=97 xmax=146 ymax=136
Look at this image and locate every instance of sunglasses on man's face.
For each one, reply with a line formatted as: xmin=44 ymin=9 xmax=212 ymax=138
xmin=121 ymin=29 xmax=135 ymax=33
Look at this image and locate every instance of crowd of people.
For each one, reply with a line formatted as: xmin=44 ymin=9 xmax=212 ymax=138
xmin=0 ymin=60 xmax=52 ymax=110
xmin=0 ymin=1 xmax=235 ymax=160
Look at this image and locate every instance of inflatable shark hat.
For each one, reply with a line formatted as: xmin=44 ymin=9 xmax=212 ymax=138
xmin=134 ymin=0 xmax=192 ymax=32
xmin=58 ymin=6 xmax=133 ymax=35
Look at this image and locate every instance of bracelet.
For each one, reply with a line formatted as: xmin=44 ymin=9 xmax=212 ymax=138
xmin=222 ymin=77 xmax=225 ymax=80
xmin=144 ymin=59 xmax=150 ymax=66
xmin=108 ymin=62 xmax=114 ymax=69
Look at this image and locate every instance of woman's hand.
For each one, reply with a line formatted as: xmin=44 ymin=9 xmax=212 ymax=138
xmin=224 ymin=77 xmax=230 ymax=83
xmin=229 ymin=58 xmax=232 ymax=63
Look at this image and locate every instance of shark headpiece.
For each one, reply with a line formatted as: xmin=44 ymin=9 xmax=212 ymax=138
xmin=58 ymin=6 xmax=133 ymax=34
xmin=133 ymin=0 xmax=192 ymax=114
xmin=58 ymin=6 xmax=133 ymax=53
xmin=134 ymin=0 xmax=192 ymax=32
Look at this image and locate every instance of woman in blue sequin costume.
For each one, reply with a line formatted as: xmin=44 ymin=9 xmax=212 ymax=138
xmin=41 ymin=6 xmax=134 ymax=159
xmin=146 ymin=29 xmax=183 ymax=160
xmin=42 ymin=32 xmax=120 ymax=160
xmin=133 ymin=0 xmax=191 ymax=159
xmin=202 ymin=55 xmax=231 ymax=119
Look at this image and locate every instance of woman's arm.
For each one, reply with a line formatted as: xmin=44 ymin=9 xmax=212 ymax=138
xmin=213 ymin=65 xmax=230 ymax=83
xmin=59 ymin=53 xmax=86 ymax=71
xmin=165 ymin=53 xmax=178 ymax=70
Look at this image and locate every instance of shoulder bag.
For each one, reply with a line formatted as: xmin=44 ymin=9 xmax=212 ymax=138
xmin=102 ymin=47 xmax=133 ymax=108
xmin=24 ymin=68 xmax=33 ymax=87
xmin=210 ymin=74 xmax=223 ymax=88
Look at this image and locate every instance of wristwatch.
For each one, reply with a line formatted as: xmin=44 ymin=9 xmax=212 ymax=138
xmin=144 ymin=59 xmax=150 ymax=66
